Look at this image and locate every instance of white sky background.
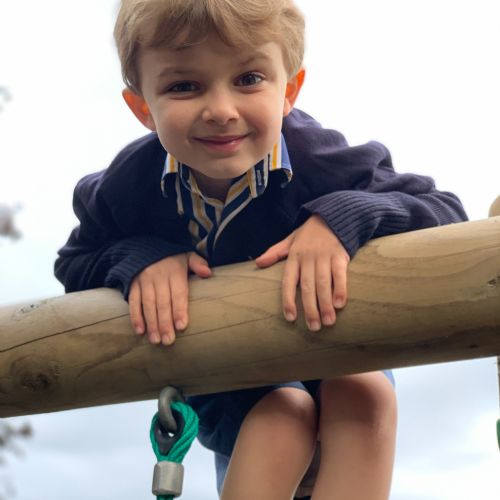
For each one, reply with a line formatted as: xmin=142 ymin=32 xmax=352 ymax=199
xmin=1 ymin=0 xmax=499 ymax=498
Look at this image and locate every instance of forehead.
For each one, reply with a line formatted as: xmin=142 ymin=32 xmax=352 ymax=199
xmin=139 ymin=36 xmax=286 ymax=74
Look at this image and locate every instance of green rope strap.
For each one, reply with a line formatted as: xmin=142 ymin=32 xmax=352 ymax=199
xmin=150 ymin=400 xmax=199 ymax=500
xmin=497 ymin=418 xmax=500 ymax=451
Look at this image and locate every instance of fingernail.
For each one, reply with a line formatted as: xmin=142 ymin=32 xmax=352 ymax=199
xmin=323 ymin=314 xmax=335 ymax=326
xmin=284 ymin=312 xmax=295 ymax=322
xmin=334 ymin=298 xmax=344 ymax=308
xmin=307 ymin=320 xmax=321 ymax=332
xmin=175 ymin=320 xmax=185 ymax=330
xmin=150 ymin=334 xmax=161 ymax=344
xmin=135 ymin=326 xmax=144 ymax=335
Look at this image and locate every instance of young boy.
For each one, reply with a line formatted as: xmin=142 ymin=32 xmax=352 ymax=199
xmin=55 ymin=1 xmax=467 ymax=498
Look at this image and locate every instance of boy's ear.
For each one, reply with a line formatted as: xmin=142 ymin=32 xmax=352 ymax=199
xmin=283 ymin=68 xmax=305 ymax=116
xmin=122 ymin=89 xmax=156 ymax=131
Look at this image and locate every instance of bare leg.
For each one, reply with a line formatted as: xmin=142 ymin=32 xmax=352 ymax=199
xmin=312 ymin=372 xmax=397 ymax=500
xmin=221 ymin=387 xmax=318 ymax=500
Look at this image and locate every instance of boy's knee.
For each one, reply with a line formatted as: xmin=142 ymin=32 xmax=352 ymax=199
xmin=319 ymin=372 xmax=397 ymax=429
xmin=249 ymin=387 xmax=318 ymax=438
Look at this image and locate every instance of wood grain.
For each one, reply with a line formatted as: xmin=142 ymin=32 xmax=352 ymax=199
xmin=1 ymin=217 xmax=499 ymax=417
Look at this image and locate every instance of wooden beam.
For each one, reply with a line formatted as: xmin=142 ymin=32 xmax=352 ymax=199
xmin=1 ymin=217 xmax=500 ymax=417
xmin=489 ymin=195 xmax=500 ymax=218
xmin=488 ymin=196 xmax=500 ymax=415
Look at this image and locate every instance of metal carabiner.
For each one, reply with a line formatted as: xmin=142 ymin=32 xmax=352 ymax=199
xmin=158 ymin=386 xmax=185 ymax=433
xmin=155 ymin=386 xmax=186 ymax=456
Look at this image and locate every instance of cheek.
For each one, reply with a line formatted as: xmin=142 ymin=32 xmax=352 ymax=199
xmin=249 ymin=96 xmax=284 ymax=138
xmin=154 ymin=105 xmax=190 ymax=145
xmin=263 ymin=101 xmax=287 ymax=143
xmin=263 ymin=90 xmax=288 ymax=128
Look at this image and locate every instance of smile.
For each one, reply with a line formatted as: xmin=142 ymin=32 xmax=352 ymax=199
xmin=194 ymin=134 xmax=249 ymax=153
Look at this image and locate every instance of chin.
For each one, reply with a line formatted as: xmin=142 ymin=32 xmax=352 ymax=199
xmin=212 ymin=163 xmax=254 ymax=179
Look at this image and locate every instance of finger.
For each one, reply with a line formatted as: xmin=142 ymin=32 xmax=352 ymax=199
xmin=128 ymin=280 xmax=145 ymax=335
xmin=281 ymin=256 xmax=299 ymax=322
xmin=169 ymin=271 xmax=189 ymax=334
xmin=154 ymin=279 xmax=176 ymax=346
xmin=140 ymin=281 xmax=162 ymax=344
xmin=255 ymin=235 xmax=294 ymax=268
xmin=188 ymin=252 xmax=212 ymax=278
xmin=300 ymin=258 xmax=321 ymax=332
xmin=316 ymin=259 xmax=336 ymax=326
xmin=332 ymin=256 xmax=348 ymax=309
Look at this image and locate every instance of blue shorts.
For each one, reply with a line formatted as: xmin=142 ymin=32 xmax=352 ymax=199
xmin=187 ymin=370 xmax=395 ymax=495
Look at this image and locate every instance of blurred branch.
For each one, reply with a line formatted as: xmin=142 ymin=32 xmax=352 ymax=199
xmin=0 ymin=87 xmax=11 ymax=113
xmin=0 ymin=422 xmax=32 ymax=464
xmin=0 ymin=84 xmax=27 ymax=497
xmin=0 ymin=150 xmax=28 ymax=499
xmin=0 ymin=420 xmax=32 ymax=499
xmin=0 ymin=204 xmax=21 ymax=240
xmin=0 ymin=86 xmax=21 ymax=242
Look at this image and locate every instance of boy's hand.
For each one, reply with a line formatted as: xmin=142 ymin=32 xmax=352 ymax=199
xmin=129 ymin=252 xmax=212 ymax=345
xmin=255 ymin=215 xmax=350 ymax=331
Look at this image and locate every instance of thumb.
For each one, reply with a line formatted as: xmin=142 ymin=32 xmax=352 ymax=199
xmin=255 ymin=233 xmax=294 ymax=268
xmin=188 ymin=252 xmax=212 ymax=278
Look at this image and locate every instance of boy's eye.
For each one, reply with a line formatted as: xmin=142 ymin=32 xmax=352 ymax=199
xmin=235 ymin=73 xmax=264 ymax=87
xmin=167 ymin=81 xmax=199 ymax=93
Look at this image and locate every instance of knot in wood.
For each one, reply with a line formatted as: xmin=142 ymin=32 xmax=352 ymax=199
xmin=11 ymin=356 xmax=60 ymax=394
xmin=486 ymin=274 xmax=500 ymax=287
xmin=21 ymin=371 xmax=53 ymax=391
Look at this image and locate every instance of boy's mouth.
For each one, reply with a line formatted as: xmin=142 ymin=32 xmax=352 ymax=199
xmin=194 ymin=134 xmax=249 ymax=152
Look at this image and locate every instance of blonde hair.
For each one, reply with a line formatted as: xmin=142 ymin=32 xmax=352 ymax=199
xmin=114 ymin=0 xmax=305 ymax=94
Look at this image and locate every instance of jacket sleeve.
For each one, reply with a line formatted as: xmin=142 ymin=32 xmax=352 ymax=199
xmin=54 ymin=135 xmax=193 ymax=298
xmin=283 ymin=109 xmax=468 ymax=257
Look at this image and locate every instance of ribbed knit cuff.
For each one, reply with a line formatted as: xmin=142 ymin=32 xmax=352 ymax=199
xmin=297 ymin=191 xmax=410 ymax=257
xmin=104 ymin=235 xmax=193 ymax=299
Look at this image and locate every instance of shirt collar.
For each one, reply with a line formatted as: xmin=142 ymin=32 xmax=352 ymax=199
xmin=161 ymin=134 xmax=292 ymax=198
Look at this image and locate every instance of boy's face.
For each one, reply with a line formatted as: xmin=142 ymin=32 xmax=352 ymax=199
xmin=132 ymin=35 xmax=300 ymax=189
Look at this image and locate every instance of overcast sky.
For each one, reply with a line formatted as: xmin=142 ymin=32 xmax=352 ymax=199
xmin=1 ymin=1 xmax=499 ymax=499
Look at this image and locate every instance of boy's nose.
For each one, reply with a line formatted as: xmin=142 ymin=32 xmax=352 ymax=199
xmin=201 ymin=88 xmax=239 ymax=125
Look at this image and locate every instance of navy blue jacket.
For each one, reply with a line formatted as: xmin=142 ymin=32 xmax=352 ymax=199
xmin=55 ymin=109 xmax=467 ymax=297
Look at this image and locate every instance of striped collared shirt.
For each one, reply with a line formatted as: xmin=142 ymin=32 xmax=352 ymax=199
xmin=161 ymin=135 xmax=292 ymax=258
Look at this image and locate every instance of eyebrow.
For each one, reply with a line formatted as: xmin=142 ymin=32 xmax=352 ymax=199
xmin=155 ymin=50 xmax=273 ymax=81
xmin=238 ymin=51 xmax=273 ymax=67
xmin=155 ymin=67 xmax=193 ymax=80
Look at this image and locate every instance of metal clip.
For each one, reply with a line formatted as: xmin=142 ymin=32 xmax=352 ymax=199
xmin=154 ymin=387 xmax=185 ymax=456
xmin=158 ymin=386 xmax=185 ymax=432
